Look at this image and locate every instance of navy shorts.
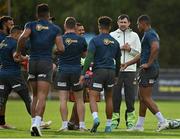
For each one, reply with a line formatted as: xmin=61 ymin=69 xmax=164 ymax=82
xmin=91 ymin=69 xmax=115 ymax=92
xmin=28 ymin=60 xmax=53 ymax=83
xmin=138 ymin=67 xmax=159 ymax=87
xmin=54 ymin=72 xmax=83 ymax=91
xmin=0 ymin=75 xmax=28 ymax=108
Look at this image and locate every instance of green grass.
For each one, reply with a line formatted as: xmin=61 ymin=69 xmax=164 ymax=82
xmin=0 ymin=100 xmax=180 ymax=138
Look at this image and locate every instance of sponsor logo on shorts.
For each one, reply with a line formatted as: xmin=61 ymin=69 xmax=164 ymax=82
xmin=107 ymin=84 xmax=114 ymax=88
xmin=149 ymin=79 xmax=155 ymax=84
xmin=38 ymin=74 xmax=47 ymax=78
xmin=0 ymin=85 xmax=4 ymax=90
xmin=57 ymin=82 xmax=67 ymax=87
xmin=93 ymin=83 xmax=102 ymax=88
xmin=12 ymin=84 xmax=21 ymax=88
xmin=73 ymin=82 xmax=80 ymax=86
xmin=28 ymin=74 xmax=35 ymax=79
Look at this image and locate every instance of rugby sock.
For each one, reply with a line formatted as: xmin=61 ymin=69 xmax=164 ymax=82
xmin=106 ymin=119 xmax=112 ymax=127
xmin=92 ymin=112 xmax=98 ymax=120
xmin=0 ymin=115 xmax=5 ymax=125
xmin=136 ymin=116 xmax=145 ymax=127
xmin=62 ymin=121 xmax=68 ymax=128
xmin=155 ymin=112 xmax=165 ymax=123
xmin=31 ymin=117 xmax=35 ymax=125
xmin=79 ymin=122 xmax=85 ymax=128
xmin=34 ymin=116 xmax=42 ymax=127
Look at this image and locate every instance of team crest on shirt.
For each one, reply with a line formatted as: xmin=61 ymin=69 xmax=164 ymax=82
xmin=103 ymin=38 xmax=114 ymax=45
xmin=65 ymin=38 xmax=78 ymax=45
xmin=36 ymin=24 xmax=49 ymax=31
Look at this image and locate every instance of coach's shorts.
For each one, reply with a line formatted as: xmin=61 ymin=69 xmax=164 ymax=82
xmin=54 ymin=72 xmax=83 ymax=91
xmin=91 ymin=69 xmax=115 ymax=92
xmin=28 ymin=60 xmax=53 ymax=83
xmin=138 ymin=67 xmax=159 ymax=87
xmin=0 ymin=76 xmax=28 ymax=108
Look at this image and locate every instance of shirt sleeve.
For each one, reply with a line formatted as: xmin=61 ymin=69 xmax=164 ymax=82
xmin=81 ymin=37 xmax=87 ymax=52
xmin=88 ymin=38 xmax=96 ymax=53
xmin=24 ymin=22 xmax=32 ymax=30
xmin=55 ymin=26 xmax=62 ymax=36
xmin=11 ymin=41 xmax=17 ymax=54
xmin=147 ymin=33 xmax=159 ymax=45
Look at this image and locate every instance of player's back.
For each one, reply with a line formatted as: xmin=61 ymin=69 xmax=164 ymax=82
xmin=26 ymin=19 xmax=60 ymax=61
xmin=0 ymin=37 xmax=20 ymax=77
xmin=89 ymin=33 xmax=120 ymax=70
xmin=58 ymin=32 xmax=87 ymax=73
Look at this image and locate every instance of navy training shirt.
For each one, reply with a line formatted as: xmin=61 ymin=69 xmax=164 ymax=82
xmin=58 ymin=32 xmax=87 ymax=73
xmin=88 ymin=33 xmax=121 ymax=70
xmin=25 ymin=19 xmax=61 ymax=61
xmin=0 ymin=37 xmax=21 ymax=77
xmin=0 ymin=32 xmax=7 ymax=65
xmin=141 ymin=28 xmax=160 ymax=69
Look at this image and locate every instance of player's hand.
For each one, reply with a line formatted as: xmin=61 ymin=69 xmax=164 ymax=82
xmin=140 ymin=63 xmax=150 ymax=69
xmin=120 ymin=63 xmax=128 ymax=71
xmin=13 ymin=52 xmax=21 ymax=62
xmin=121 ymin=43 xmax=131 ymax=52
xmin=79 ymin=75 xmax=85 ymax=85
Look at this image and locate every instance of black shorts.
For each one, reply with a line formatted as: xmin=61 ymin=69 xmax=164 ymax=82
xmin=91 ymin=69 xmax=115 ymax=92
xmin=28 ymin=60 xmax=53 ymax=83
xmin=0 ymin=75 xmax=28 ymax=107
xmin=138 ymin=67 xmax=159 ymax=87
xmin=54 ymin=72 xmax=83 ymax=91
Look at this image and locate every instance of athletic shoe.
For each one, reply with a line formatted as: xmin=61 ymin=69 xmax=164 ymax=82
xmin=104 ymin=126 xmax=112 ymax=133
xmin=57 ymin=127 xmax=68 ymax=132
xmin=67 ymin=122 xmax=79 ymax=130
xmin=111 ymin=113 xmax=120 ymax=129
xmin=30 ymin=127 xmax=35 ymax=136
xmin=40 ymin=120 xmax=52 ymax=129
xmin=90 ymin=118 xmax=100 ymax=133
xmin=32 ymin=125 xmax=42 ymax=136
xmin=126 ymin=126 xmax=144 ymax=132
xmin=156 ymin=120 xmax=169 ymax=132
xmin=127 ymin=123 xmax=134 ymax=130
xmin=126 ymin=111 xmax=136 ymax=129
xmin=0 ymin=124 xmax=16 ymax=129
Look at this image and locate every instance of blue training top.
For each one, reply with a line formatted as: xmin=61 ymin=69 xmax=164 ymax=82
xmin=0 ymin=32 xmax=7 ymax=65
xmin=58 ymin=32 xmax=87 ymax=73
xmin=141 ymin=28 xmax=160 ymax=69
xmin=25 ymin=19 xmax=61 ymax=61
xmin=0 ymin=37 xmax=21 ymax=77
xmin=88 ymin=33 xmax=121 ymax=70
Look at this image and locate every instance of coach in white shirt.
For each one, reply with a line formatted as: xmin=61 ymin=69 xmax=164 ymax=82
xmin=110 ymin=14 xmax=141 ymax=130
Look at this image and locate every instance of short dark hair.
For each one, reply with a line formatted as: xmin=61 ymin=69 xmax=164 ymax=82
xmin=0 ymin=16 xmax=13 ymax=29
xmin=137 ymin=14 xmax=151 ymax=25
xmin=76 ymin=22 xmax=82 ymax=27
xmin=65 ymin=17 xmax=76 ymax=29
xmin=36 ymin=3 xmax=49 ymax=18
xmin=10 ymin=25 xmax=22 ymax=34
xmin=118 ymin=14 xmax=130 ymax=22
xmin=98 ymin=16 xmax=112 ymax=29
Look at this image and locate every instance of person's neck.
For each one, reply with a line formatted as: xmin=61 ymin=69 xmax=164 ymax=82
xmin=2 ymin=28 xmax=8 ymax=35
xmin=144 ymin=25 xmax=151 ymax=32
xmin=38 ymin=17 xmax=49 ymax=21
xmin=100 ymin=29 xmax=109 ymax=34
xmin=65 ymin=29 xmax=76 ymax=34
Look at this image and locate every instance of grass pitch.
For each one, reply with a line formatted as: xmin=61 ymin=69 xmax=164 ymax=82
xmin=0 ymin=100 xmax=180 ymax=138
